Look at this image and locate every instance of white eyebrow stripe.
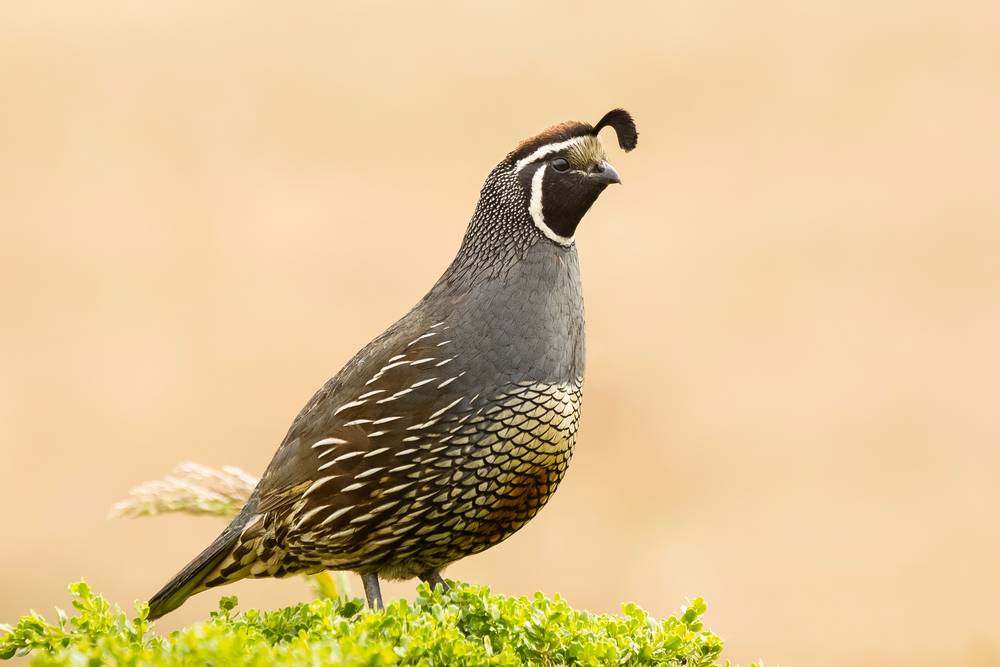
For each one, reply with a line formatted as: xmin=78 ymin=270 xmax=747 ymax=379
xmin=514 ymin=136 xmax=589 ymax=172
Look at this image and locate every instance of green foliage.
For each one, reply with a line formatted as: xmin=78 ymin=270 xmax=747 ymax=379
xmin=0 ymin=580 xmax=748 ymax=666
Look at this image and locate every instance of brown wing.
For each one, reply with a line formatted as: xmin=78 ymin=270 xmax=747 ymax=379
xmin=254 ymin=320 xmax=472 ymax=556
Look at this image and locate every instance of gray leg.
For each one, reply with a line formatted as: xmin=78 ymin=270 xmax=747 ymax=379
xmin=361 ymin=572 xmax=383 ymax=610
xmin=419 ymin=571 xmax=450 ymax=593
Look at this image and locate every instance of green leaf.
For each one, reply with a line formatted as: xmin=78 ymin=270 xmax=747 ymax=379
xmin=0 ymin=580 xmax=738 ymax=666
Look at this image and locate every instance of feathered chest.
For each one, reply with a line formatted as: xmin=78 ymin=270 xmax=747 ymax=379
xmin=252 ymin=241 xmax=585 ymax=571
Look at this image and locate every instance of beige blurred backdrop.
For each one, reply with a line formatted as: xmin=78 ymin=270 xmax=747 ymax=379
xmin=2 ymin=2 xmax=999 ymax=665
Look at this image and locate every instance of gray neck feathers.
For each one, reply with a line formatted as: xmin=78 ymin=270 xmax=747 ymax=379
xmin=415 ymin=162 xmax=585 ymax=383
xmin=438 ymin=164 xmax=545 ymax=291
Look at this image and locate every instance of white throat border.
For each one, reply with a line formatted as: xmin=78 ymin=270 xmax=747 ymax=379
xmin=528 ymin=163 xmax=574 ymax=247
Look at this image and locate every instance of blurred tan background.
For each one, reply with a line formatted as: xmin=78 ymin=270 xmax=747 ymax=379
xmin=2 ymin=2 xmax=999 ymax=665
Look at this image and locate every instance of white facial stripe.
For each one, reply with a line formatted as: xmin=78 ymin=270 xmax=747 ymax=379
xmin=528 ymin=163 xmax=574 ymax=246
xmin=514 ymin=136 xmax=590 ymax=172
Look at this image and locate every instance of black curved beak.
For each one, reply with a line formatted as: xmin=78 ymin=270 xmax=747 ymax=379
xmin=588 ymin=161 xmax=621 ymax=185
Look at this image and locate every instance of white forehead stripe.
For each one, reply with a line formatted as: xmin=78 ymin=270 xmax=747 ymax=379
xmin=515 ymin=136 xmax=590 ymax=172
xmin=528 ymin=163 xmax=574 ymax=246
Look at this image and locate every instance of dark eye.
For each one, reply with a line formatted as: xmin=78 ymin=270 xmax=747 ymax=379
xmin=551 ymin=157 xmax=570 ymax=172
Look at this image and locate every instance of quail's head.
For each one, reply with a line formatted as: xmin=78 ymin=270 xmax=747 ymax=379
xmin=490 ymin=108 xmax=638 ymax=245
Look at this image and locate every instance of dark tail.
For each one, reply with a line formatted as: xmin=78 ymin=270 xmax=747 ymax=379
xmin=147 ymin=495 xmax=259 ymax=620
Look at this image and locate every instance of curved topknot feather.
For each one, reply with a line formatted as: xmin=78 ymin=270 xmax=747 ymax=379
xmin=592 ymin=109 xmax=638 ymax=152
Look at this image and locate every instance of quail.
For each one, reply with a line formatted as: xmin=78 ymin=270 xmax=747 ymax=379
xmin=147 ymin=109 xmax=638 ymax=618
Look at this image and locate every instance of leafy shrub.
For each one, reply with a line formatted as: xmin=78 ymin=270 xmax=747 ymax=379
xmin=4 ymin=464 xmax=758 ymax=665
xmin=0 ymin=580 xmax=746 ymax=666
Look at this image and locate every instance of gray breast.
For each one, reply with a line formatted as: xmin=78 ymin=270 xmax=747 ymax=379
xmin=436 ymin=240 xmax=585 ymax=391
xmin=245 ymin=240 xmax=586 ymax=578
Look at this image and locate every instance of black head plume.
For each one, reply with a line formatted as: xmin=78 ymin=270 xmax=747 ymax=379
xmin=592 ymin=109 xmax=638 ymax=152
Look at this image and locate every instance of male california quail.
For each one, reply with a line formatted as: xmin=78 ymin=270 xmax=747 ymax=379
xmin=147 ymin=109 xmax=638 ymax=617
